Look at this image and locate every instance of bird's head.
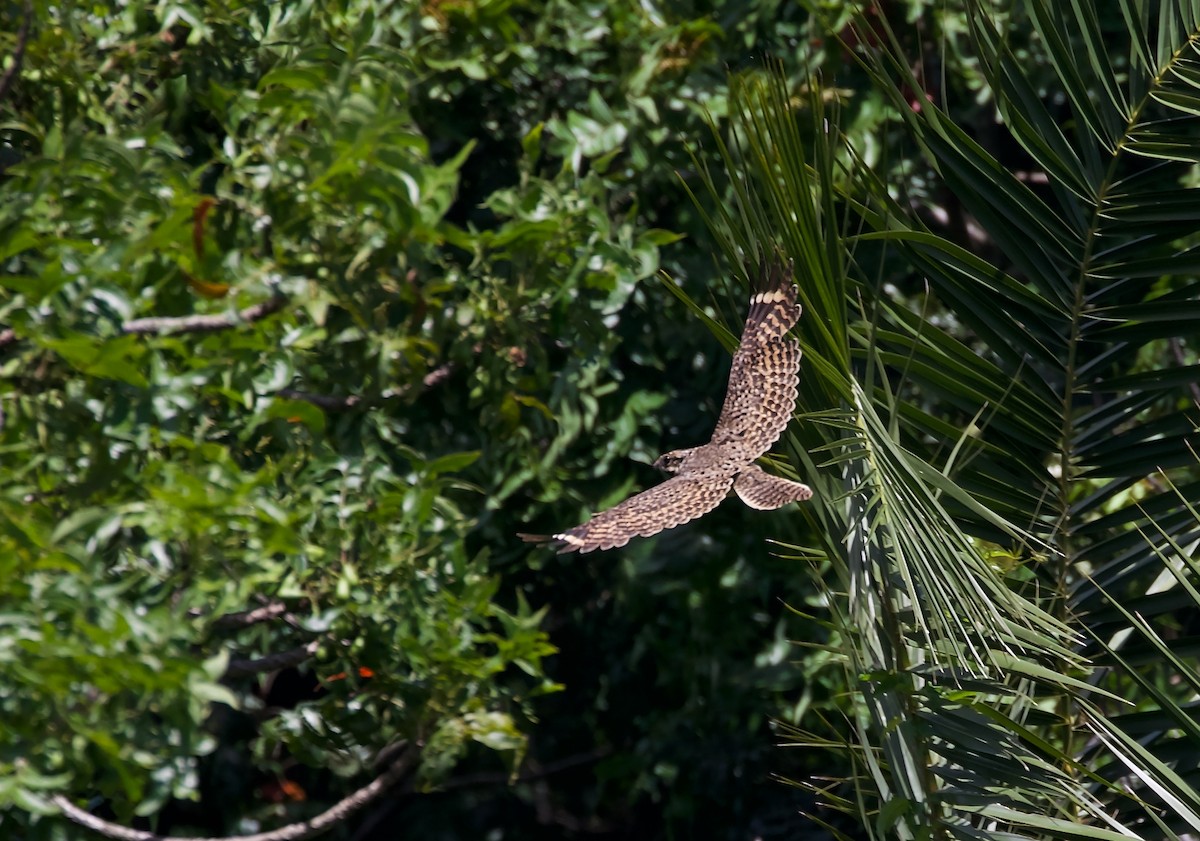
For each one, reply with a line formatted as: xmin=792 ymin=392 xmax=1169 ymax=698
xmin=652 ymin=448 xmax=694 ymax=474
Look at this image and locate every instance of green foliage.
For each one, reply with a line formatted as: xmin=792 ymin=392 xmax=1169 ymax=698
xmin=0 ymin=0 xmax=855 ymax=838
xmin=26 ymin=0 xmax=1200 ymax=837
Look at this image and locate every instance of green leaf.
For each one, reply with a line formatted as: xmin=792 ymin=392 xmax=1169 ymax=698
xmin=40 ymin=335 xmax=148 ymax=387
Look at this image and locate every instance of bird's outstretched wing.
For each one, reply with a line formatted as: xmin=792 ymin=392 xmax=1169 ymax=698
xmin=733 ymin=465 xmax=812 ymax=510
xmin=710 ymin=259 xmax=802 ymax=462
xmin=520 ymin=472 xmax=734 ymax=554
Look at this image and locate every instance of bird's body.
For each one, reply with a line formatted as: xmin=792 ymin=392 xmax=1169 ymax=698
xmin=522 ymin=258 xmax=812 ymax=554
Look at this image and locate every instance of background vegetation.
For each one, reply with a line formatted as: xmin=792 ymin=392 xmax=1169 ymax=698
xmin=3 ymin=1 xmax=1200 ymax=839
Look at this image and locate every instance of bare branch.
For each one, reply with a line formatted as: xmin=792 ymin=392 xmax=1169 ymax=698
xmin=52 ymin=746 xmax=415 ymax=841
xmin=225 ymin=641 xmax=320 ymax=679
xmin=349 ymin=747 xmax=612 ymax=839
xmin=275 ymin=361 xmax=455 ymax=413
xmin=0 ymin=0 xmax=32 ymax=110
xmin=437 ymin=747 xmax=610 ymax=792
xmin=0 ymin=296 xmax=286 ymax=352
xmin=123 ymin=296 xmax=286 ymax=336
xmin=208 ymin=601 xmax=292 ymax=630
xmin=421 ymin=362 xmax=454 ymax=389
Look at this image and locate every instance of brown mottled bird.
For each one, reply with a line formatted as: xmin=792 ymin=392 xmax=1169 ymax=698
xmin=521 ymin=258 xmax=812 ymax=554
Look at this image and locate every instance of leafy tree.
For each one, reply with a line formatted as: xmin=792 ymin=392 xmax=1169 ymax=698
xmin=19 ymin=0 xmax=1200 ymax=837
xmin=0 ymin=0 xmax=847 ymax=838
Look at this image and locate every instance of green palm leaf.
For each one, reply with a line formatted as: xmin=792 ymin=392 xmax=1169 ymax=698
xmin=682 ymin=0 xmax=1200 ymax=836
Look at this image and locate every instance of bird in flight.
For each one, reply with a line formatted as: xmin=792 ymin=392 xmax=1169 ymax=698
xmin=521 ymin=257 xmax=812 ymax=554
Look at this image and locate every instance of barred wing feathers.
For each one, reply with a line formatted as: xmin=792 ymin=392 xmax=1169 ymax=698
xmin=520 ymin=472 xmax=734 ymax=554
xmin=710 ymin=261 xmax=802 ymax=462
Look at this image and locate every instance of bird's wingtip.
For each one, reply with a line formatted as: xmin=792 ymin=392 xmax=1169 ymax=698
xmin=519 ymin=532 xmax=590 ymax=554
xmin=759 ymin=251 xmax=794 ymax=283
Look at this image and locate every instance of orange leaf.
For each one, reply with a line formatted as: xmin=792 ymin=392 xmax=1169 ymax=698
xmin=182 ymin=271 xmax=231 ymax=299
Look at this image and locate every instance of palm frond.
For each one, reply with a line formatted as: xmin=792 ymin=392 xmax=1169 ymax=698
xmin=683 ymin=0 xmax=1200 ymax=835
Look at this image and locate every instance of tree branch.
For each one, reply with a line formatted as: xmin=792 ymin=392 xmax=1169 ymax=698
xmin=347 ymin=746 xmax=612 ymax=840
xmin=207 ymin=601 xmax=292 ymax=630
xmin=224 ymin=641 xmax=320 ymax=679
xmin=275 ymin=390 xmax=366 ymax=411
xmin=52 ymin=746 xmax=415 ymax=841
xmin=122 ymin=295 xmax=287 ymax=336
xmin=1 ymin=296 xmax=287 ymax=351
xmin=436 ymin=746 xmax=610 ymax=792
xmin=275 ymin=362 xmax=455 ymax=413
xmin=421 ymin=362 xmax=454 ymax=389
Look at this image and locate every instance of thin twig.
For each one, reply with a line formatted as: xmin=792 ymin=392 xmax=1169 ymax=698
xmin=436 ymin=746 xmax=610 ymax=792
xmin=421 ymin=362 xmax=454 ymax=389
xmin=208 ymin=601 xmax=291 ymax=630
xmin=52 ymin=746 xmax=415 ymax=841
xmin=276 ymin=362 xmax=455 ymax=413
xmin=123 ymin=296 xmax=286 ymax=336
xmin=276 ymin=390 xmax=365 ymax=411
xmin=349 ymin=746 xmax=612 ymax=840
xmin=0 ymin=0 xmax=32 ymax=109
